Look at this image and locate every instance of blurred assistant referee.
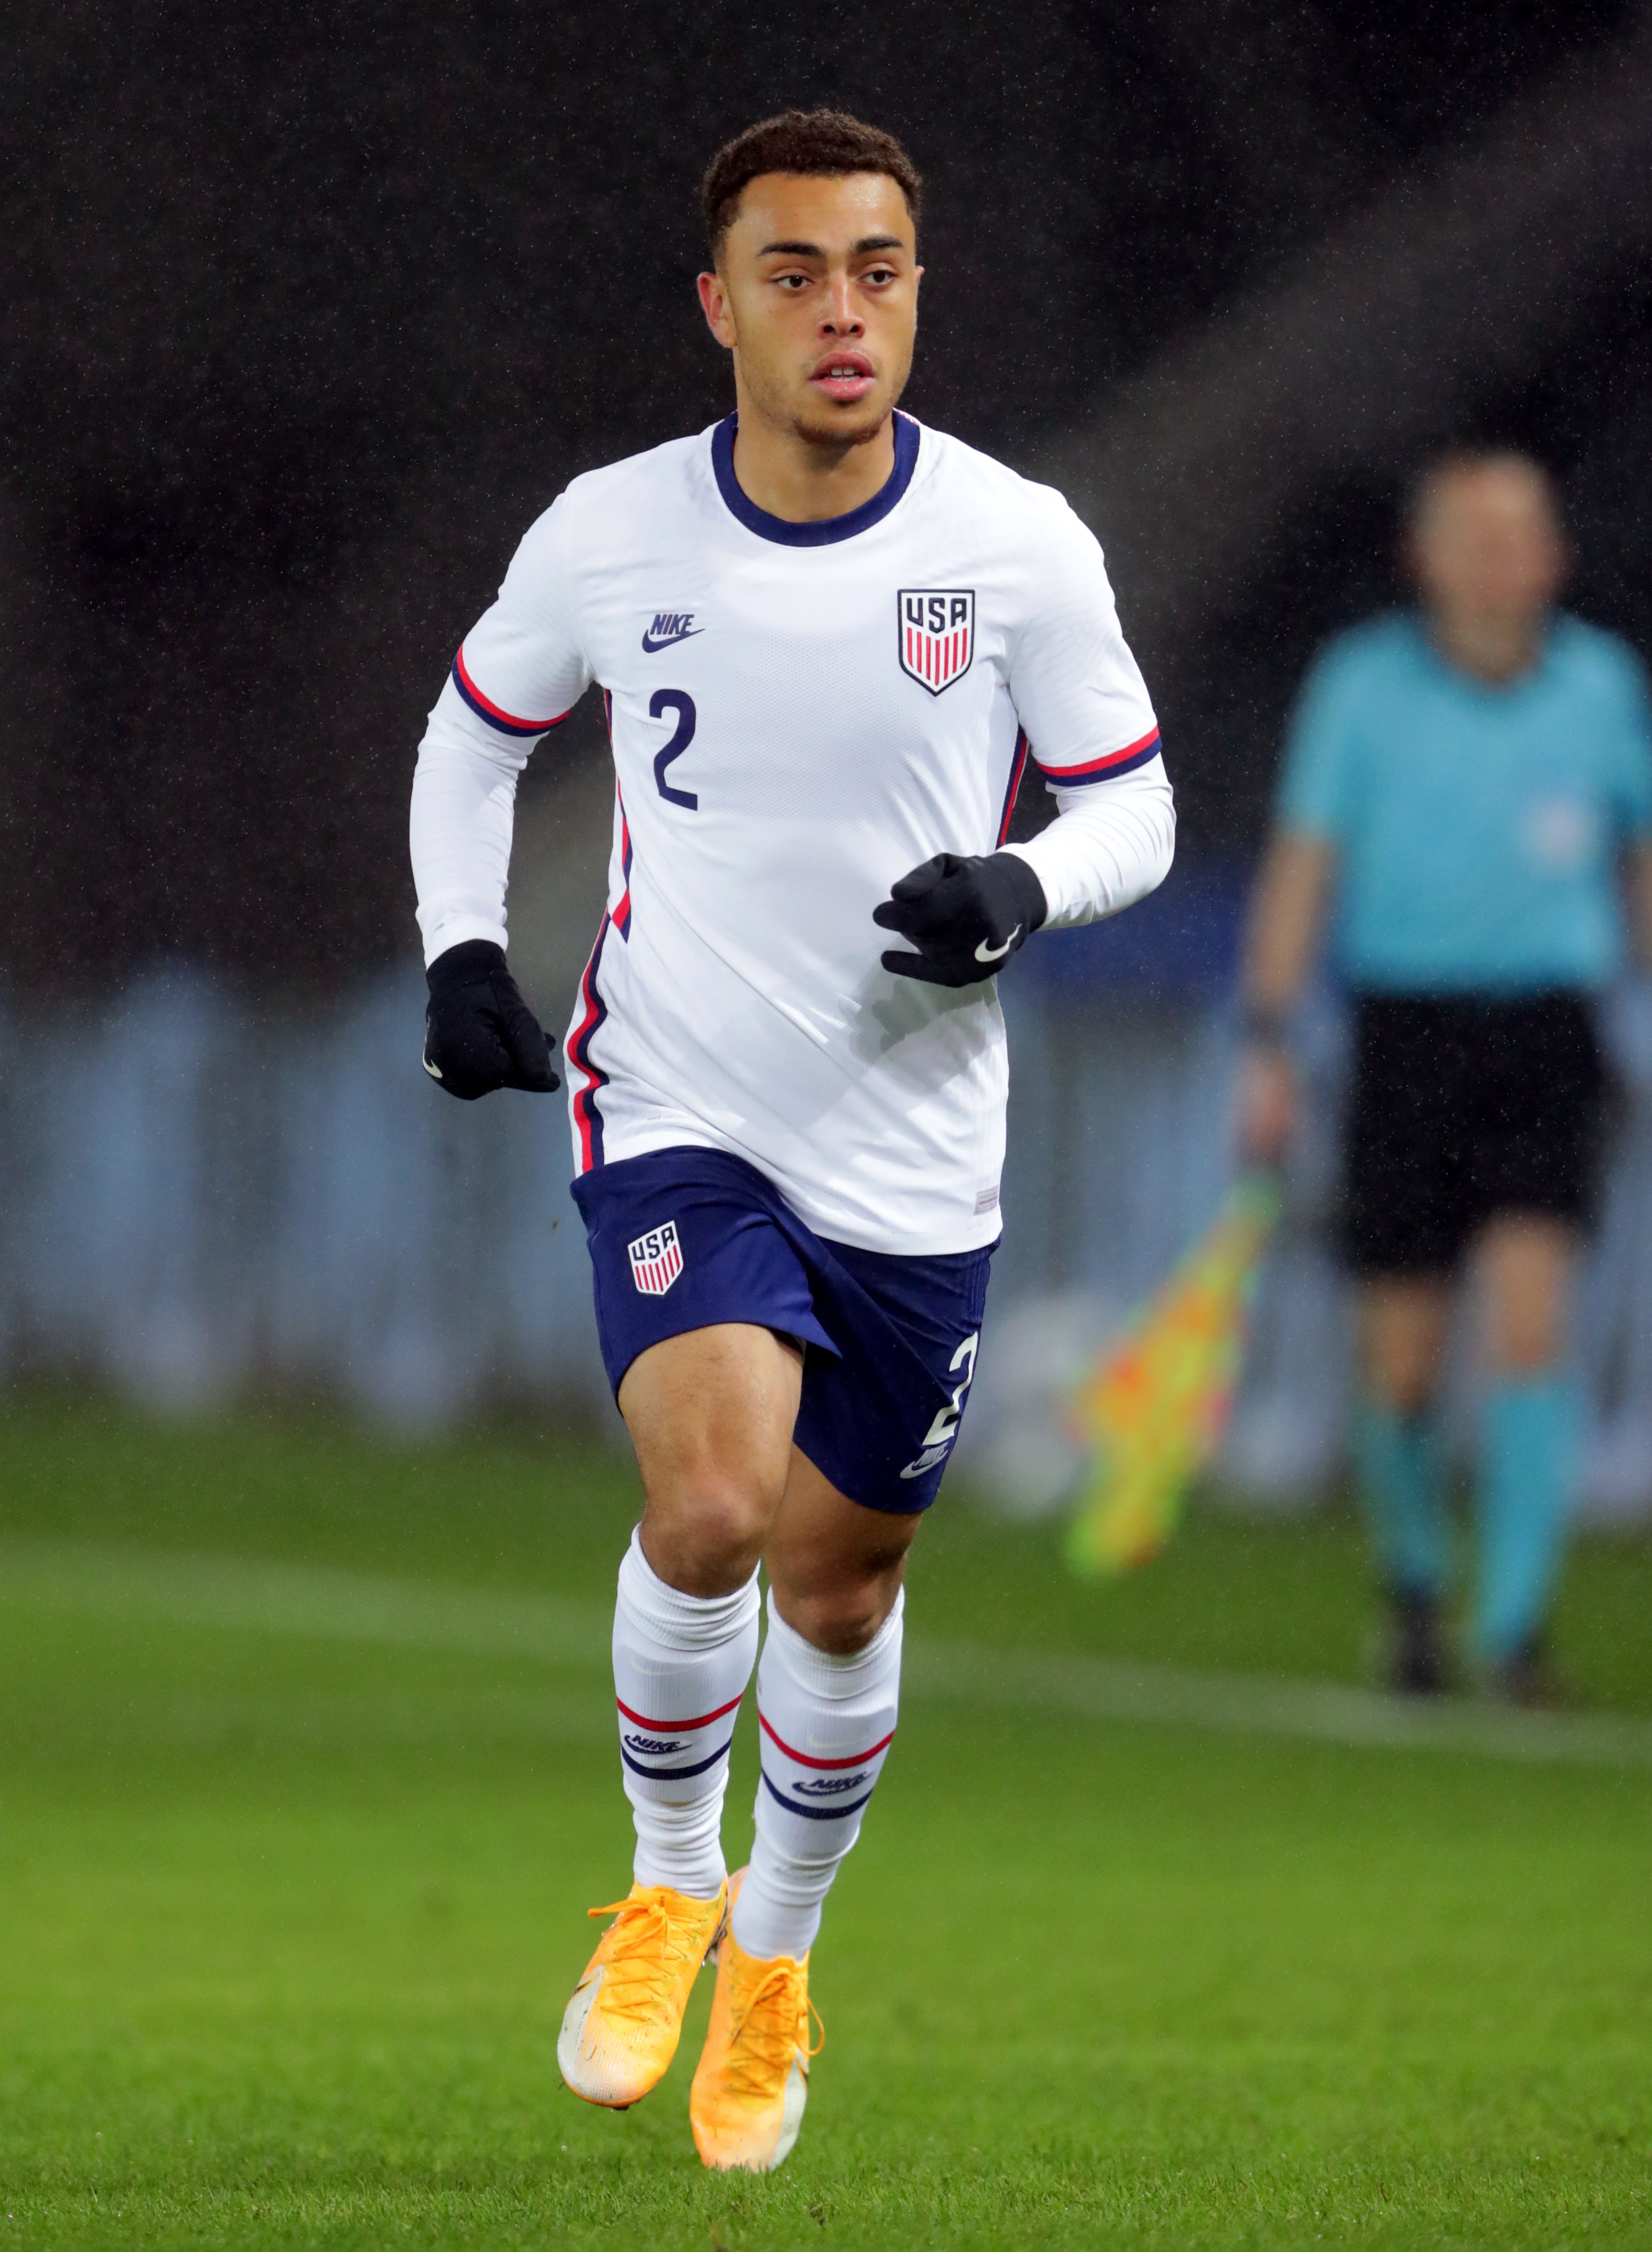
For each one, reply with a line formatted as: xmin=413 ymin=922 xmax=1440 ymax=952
xmin=1239 ymin=451 xmax=1652 ymax=1702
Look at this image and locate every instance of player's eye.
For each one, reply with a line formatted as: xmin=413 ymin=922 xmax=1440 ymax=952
xmin=863 ymin=266 xmax=897 ymax=286
xmin=774 ymin=272 xmax=811 ymax=291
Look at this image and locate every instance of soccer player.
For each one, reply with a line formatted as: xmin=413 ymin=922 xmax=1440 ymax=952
xmin=1239 ymin=451 xmax=1652 ymax=1701
xmin=409 ymin=109 xmax=1173 ymax=2170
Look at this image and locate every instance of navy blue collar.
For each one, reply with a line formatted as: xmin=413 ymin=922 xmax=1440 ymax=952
xmin=711 ymin=412 xmax=920 ymax=546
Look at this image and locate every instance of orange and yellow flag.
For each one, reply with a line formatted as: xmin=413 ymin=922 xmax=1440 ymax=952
xmin=1066 ymin=1173 xmax=1280 ymax=1576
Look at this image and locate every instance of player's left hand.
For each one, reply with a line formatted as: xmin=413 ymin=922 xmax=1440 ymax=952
xmin=423 ymin=939 xmax=561 ymax=1100
xmin=874 ymin=851 xmax=1048 ymax=987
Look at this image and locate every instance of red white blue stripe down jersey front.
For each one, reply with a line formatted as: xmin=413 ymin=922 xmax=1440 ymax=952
xmin=410 ymin=414 xmax=1174 ymax=1256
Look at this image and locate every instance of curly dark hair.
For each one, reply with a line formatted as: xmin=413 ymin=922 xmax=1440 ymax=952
xmin=700 ymin=109 xmax=922 ymax=262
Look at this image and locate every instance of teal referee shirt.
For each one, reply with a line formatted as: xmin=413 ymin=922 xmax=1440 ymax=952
xmin=1278 ymin=612 xmax=1652 ymax=994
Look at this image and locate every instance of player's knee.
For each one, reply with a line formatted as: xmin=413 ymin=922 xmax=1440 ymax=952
xmin=779 ymin=1575 xmax=900 ymax=1656
xmin=692 ymin=1481 xmax=774 ymax=1568
xmin=641 ymin=1468 xmax=780 ymax=1590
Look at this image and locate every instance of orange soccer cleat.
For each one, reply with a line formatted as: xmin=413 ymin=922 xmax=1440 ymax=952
xmin=689 ymin=1871 xmax=823 ymax=2172
xmin=557 ymin=1879 xmax=728 ymax=2109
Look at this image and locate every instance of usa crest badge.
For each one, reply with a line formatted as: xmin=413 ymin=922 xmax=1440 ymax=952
xmin=898 ymin=589 xmax=975 ymax=696
xmin=627 ymin=1221 xmax=684 ymax=1296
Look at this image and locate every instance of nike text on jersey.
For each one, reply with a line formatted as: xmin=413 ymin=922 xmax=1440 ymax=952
xmin=642 ymin=612 xmax=704 ymax=654
xmin=411 ymin=411 xmax=1167 ymax=1256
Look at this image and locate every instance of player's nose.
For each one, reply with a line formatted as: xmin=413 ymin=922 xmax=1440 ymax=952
xmin=819 ymin=279 xmax=863 ymax=334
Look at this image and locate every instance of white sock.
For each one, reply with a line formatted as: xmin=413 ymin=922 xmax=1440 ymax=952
xmin=612 ymin=1527 xmax=760 ymax=1899
xmin=732 ymin=1585 xmax=903 ymax=1962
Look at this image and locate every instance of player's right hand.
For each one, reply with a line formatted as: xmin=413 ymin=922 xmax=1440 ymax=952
xmin=423 ymin=940 xmax=560 ymax=1100
xmin=873 ymin=850 xmax=1047 ymax=987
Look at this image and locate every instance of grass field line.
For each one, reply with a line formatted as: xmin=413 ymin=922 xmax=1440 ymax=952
xmin=905 ymin=1640 xmax=1652 ymax=1770
xmin=0 ymin=1535 xmax=612 ymax=1665
xmin=6 ymin=1534 xmax=1652 ymax=1771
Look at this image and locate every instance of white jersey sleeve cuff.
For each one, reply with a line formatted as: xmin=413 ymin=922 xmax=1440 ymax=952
xmin=418 ymin=913 xmax=511 ymax=964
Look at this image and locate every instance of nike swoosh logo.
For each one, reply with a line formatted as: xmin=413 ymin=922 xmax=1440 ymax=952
xmin=640 ymin=628 xmax=705 ymax=654
xmin=974 ymin=925 xmax=1021 ymax=964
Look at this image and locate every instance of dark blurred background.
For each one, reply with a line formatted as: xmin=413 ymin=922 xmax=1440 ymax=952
xmin=8 ymin=1 xmax=1652 ymax=989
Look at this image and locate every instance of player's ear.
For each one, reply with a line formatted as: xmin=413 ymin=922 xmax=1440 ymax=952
xmin=697 ymin=268 xmax=737 ymax=350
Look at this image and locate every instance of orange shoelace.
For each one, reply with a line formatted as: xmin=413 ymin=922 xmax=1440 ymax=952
xmin=585 ymin=1890 xmax=715 ymax=2027
xmin=722 ymin=1959 xmax=825 ymax=2101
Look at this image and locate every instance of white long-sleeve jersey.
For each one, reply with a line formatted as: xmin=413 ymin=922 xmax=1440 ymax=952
xmin=411 ymin=413 xmax=1174 ymax=1255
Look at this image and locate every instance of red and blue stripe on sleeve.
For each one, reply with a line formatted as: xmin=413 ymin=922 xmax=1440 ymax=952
xmin=451 ymin=645 xmax=569 ymax=739
xmin=1034 ymin=725 xmax=1162 ymax=786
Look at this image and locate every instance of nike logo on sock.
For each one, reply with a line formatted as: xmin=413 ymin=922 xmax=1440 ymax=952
xmin=974 ymin=925 xmax=1021 ymax=964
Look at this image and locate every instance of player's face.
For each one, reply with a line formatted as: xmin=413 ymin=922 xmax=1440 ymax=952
xmin=1411 ymin=464 xmax=1567 ymax=627
xmin=699 ymin=171 xmax=921 ymax=450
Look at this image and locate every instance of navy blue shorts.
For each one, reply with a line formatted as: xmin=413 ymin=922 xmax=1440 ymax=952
xmin=569 ymin=1146 xmax=995 ymax=1514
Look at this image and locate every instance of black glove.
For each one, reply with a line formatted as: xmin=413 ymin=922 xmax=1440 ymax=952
xmin=873 ymin=851 xmax=1048 ymax=988
xmin=423 ymin=939 xmax=560 ymax=1100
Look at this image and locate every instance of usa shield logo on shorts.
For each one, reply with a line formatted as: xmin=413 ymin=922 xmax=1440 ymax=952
xmin=627 ymin=1220 xmax=684 ymax=1296
xmin=898 ymin=589 xmax=975 ymax=696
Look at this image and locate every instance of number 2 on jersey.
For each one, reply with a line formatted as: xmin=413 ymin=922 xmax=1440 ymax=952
xmin=650 ymin=690 xmax=697 ymax=809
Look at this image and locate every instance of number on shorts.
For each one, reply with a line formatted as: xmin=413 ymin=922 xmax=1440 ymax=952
xmin=916 ymin=1331 xmax=980 ymax=1451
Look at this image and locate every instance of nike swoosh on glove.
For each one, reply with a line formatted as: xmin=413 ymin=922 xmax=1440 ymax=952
xmin=423 ymin=939 xmax=561 ymax=1099
xmin=872 ymin=851 xmax=1049 ymax=988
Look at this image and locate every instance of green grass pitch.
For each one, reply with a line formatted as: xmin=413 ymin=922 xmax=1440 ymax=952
xmin=2 ymin=1394 xmax=1651 ymax=2249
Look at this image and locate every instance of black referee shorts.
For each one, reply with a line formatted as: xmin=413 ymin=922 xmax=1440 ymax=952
xmin=1343 ymin=991 xmax=1606 ymax=1278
